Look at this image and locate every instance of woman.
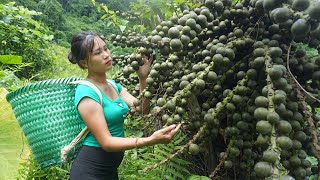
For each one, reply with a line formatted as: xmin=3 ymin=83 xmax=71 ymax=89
xmin=68 ymin=32 xmax=181 ymax=180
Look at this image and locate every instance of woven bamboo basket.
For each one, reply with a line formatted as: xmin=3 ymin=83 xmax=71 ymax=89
xmin=6 ymin=77 xmax=84 ymax=169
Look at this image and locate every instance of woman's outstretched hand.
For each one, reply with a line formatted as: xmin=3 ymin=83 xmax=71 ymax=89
xmin=149 ymin=124 xmax=182 ymax=145
xmin=136 ymin=54 xmax=153 ymax=80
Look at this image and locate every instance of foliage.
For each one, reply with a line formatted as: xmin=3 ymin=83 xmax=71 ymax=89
xmin=0 ymin=2 xmax=53 ymax=79
xmin=38 ymin=44 xmax=87 ymax=80
xmin=119 ymin=131 xmax=194 ymax=179
xmin=18 ymin=154 xmax=71 ymax=180
xmin=0 ymin=55 xmax=31 ymax=90
xmin=0 ymin=87 xmax=30 ymax=180
xmin=92 ymin=0 xmax=202 ymax=33
xmin=36 ymin=0 xmax=65 ymax=31
xmin=0 ymin=55 xmax=22 ymax=65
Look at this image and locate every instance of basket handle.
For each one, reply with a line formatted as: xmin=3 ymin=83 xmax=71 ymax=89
xmin=61 ymin=80 xmax=103 ymax=162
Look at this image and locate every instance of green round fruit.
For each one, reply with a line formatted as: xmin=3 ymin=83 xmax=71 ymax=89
xmin=277 ymin=120 xmax=292 ymax=134
xmin=186 ymin=18 xmax=197 ymax=29
xmin=269 ymin=47 xmax=282 ymax=58
xmin=255 ymin=96 xmax=269 ymax=108
xmin=262 ymin=150 xmax=278 ymax=164
xmin=170 ymin=39 xmax=182 ymax=51
xmin=247 ymin=69 xmax=257 ymax=79
xmin=253 ymin=48 xmax=266 ymax=57
xmin=256 ymin=120 xmax=272 ymax=135
xmin=291 ymin=19 xmax=311 ymax=38
xmin=232 ymin=95 xmax=244 ymax=105
xmin=205 ymin=0 xmax=215 ymax=8
xmin=157 ymin=98 xmax=166 ymax=107
xmin=292 ymin=0 xmax=310 ymax=11
xmin=207 ymin=71 xmax=218 ymax=81
xmin=179 ymin=80 xmax=189 ymax=89
xmin=166 ymin=100 xmax=176 ymax=111
xmin=308 ymin=2 xmax=320 ymax=20
xmin=293 ymin=167 xmax=306 ymax=177
xmin=236 ymin=121 xmax=249 ymax=131
xmin=267 ymin=111 xmax=280 ymax=124
xmin=151 ymin=35 xmax=162 ymax=44
xmin=294 ymin=131 xmax=307 ymax=142
xmin=204 ymin=113 xmax=214 ymax=123
xmin=144 ymin=91 xmax=152 ymax=99
xmin=273 ymin=93 xmax=286 ymax=104
xmin=181 ymin=35 xmax=191 ymax=46
xmin=195 ymin=79 xmax=206 ymax=89
xmin=229 ymin=147 xmax=240 ymax=157
xmin=254 ymin=161 xmax=273 ymax=178
xmin=256 ymin=134 xmax=269 ymax=146
xmin=189 ymin=143 xmax=200 ymax=155
xmin=289 ymin=156 xmax=301 ymax=167
xmin=224 ymin=160 xmax=233 ymax=169
xmin=168 ymin=27 xmax=180 ymax=38
xmin=254 ymin=107 xmax=269 ymax=120
xmin=252 ymin=57 xmax=265 ymax=68
xmin=277 ymin=136 xmax=293 ymax=150
xmin=271 ymin=7 xmax=292 ymax=24
xmin=197 ymin=14 xmax=208 ymax=28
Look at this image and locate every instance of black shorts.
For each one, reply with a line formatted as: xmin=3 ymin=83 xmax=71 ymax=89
xmin=69 ymin=145 xmax=124 ymax=180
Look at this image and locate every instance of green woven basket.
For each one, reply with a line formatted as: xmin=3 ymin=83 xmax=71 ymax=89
xmin=6 ymin=77 xmax=84 ymax=169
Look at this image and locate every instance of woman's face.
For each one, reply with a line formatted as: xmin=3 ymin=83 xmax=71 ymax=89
xmin=85 ymin=36 xmax=112 ymax=73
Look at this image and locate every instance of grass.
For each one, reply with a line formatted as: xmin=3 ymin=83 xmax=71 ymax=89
xmin=0 ymin=88 xmax=30 ymax=180
xmin=38 ymin=43 xmax=120 ymax=80
xmin=38 ymin=44 xmax=87 ymax=80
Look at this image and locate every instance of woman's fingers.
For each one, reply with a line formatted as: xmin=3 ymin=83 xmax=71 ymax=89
xmin=161 ymin=124 xmax=177 ymax=134
xmin=169 ymin=123 xmax=181 ymax=137
xmin=148 ymin=54 xmax=153 ymax=64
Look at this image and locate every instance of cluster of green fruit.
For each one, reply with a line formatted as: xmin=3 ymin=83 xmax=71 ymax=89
xmin=111 ymin=0 xmax=320 ymax=179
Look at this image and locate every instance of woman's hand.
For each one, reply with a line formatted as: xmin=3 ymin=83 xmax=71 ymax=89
xmin=149 ymin=124 xmax=181 ymax=145
xmin=136 ymin=54 xmax=153 ymax=80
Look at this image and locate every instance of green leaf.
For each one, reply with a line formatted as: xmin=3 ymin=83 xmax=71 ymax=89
xmin=0 ymin=55 xmax=22 ymax=64
xmin=168 ymin=161 xmax=190 ymax=174
xmin=106 ymin=21 xmax=113 ymax=27
xmin=165 ymin=168 xmax=185 ymax=179
xmin=101 ymin=14 xmax=108 ymax=20
xmin=171 ymin=157 xmax=192 ymax=165
xmin=133 ymin=24 xmax=138 ymax=31
xmin=121 ymin=19 xmax=129 ymax=25
xmin=91 ymin=0 xmax=96 ymax=6
xmin=119 ymin=25 xmax=126 ymax=33
xmin=187 ymin=175 xmax=211 ymax=180
xmin=156 ymin=148 xmax=171 ymax=157
xmin=102 ymin=5 xmax=109 ymax=13
xmin=140 ymin=25 xmax=146 ymax=33
xmin=0 ymin=71 xmax=5 ymax=79
xmin=174 ymin=0 xmax=185 ymax=5
xmin=159 ymin=144 xmax=173 ymax=152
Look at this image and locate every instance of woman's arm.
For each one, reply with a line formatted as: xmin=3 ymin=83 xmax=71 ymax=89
xmin=120 ymin=77 xmax=149 ymax=114
xmin=78 ymin=97 xmax=180 ymax=152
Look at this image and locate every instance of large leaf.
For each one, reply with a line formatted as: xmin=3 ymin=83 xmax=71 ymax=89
xmin=0 ymin=55 xmax=22 ymax=65
xmin=0 ymin=88 xmax=30 ymax=180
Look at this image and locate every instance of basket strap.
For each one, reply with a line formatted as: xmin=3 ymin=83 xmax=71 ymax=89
xmin=69 ymin=80 xmax=103 ymax=104
xmin=61 ymin=80 xmax=103 ymax=162
xmin=107 ymin=80 xmax=119 ymax=95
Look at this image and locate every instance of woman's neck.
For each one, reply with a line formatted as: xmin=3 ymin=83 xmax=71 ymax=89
xmin=86 ymin=73 xmax=107 ymax=85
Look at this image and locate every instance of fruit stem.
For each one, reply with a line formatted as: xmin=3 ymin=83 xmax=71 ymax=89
xmin=265 ymin=52 xmax=281 ymax=180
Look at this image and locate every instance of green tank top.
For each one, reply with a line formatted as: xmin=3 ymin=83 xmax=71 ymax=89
xmin=74 ymin=80 xmax=129 ymax=147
